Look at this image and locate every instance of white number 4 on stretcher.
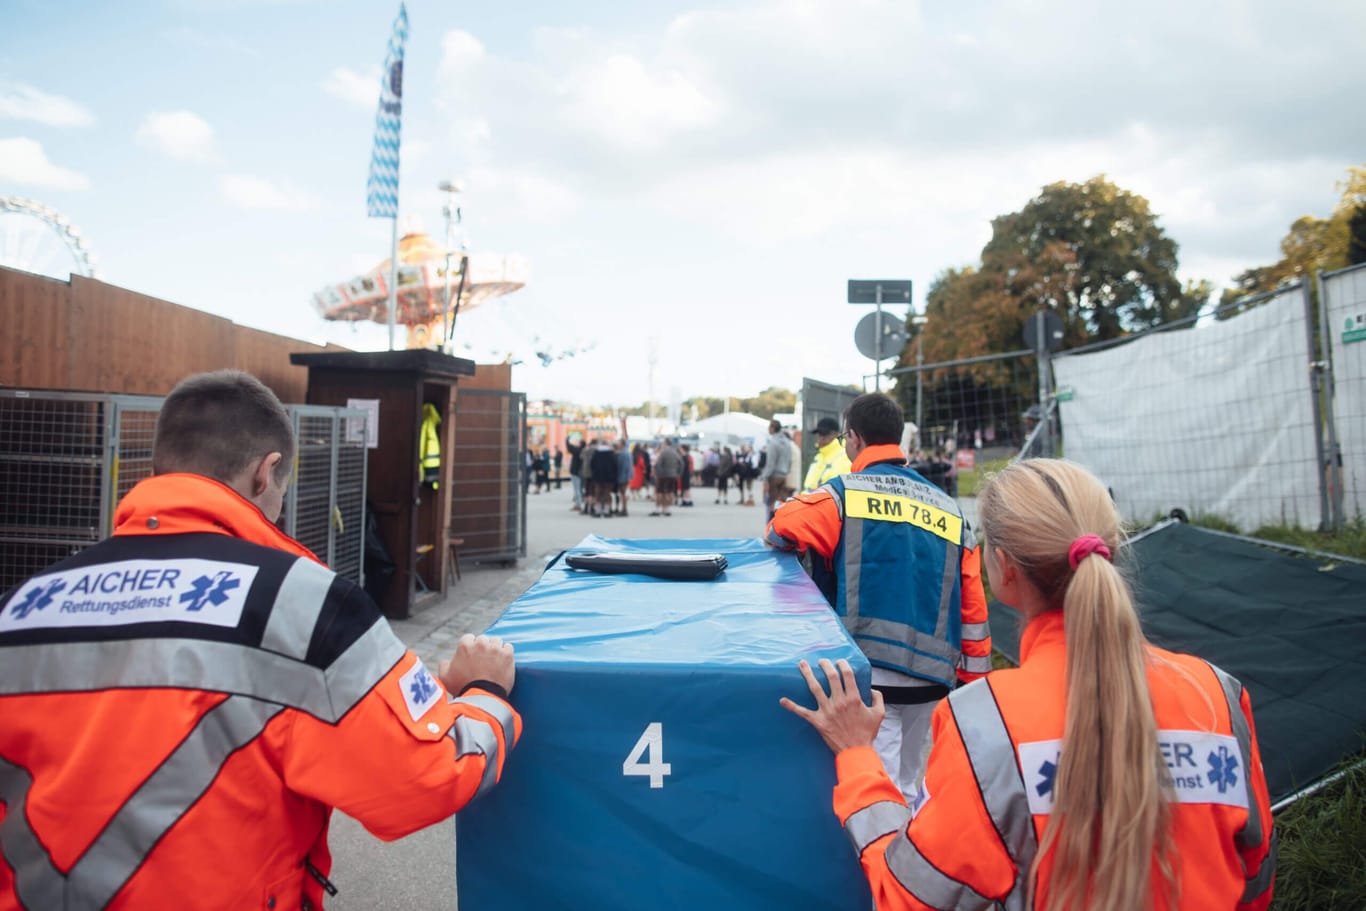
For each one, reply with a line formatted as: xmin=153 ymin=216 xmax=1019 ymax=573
xmin=623 ymin=722 xmax=672 ymax=788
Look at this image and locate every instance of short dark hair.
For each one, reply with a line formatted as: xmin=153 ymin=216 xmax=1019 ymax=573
xmin=768 ymin=419 xmax=782 ymax=434
xmin=153 ymin=370 xmax=295 ymax=484
xmin=844 ymin=393 xmax=903 ymax=445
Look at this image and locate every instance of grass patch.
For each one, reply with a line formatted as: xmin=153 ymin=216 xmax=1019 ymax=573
xmin=1271 ymin=756 xmax=1366 ymax=910
xmin=1183 ymin=514 xmax=1366 ymax=562
xmin=956 ymin=454 xmax=1014 ymax=498
xmin=1250 ymin=517 xmax=1366 ymax=562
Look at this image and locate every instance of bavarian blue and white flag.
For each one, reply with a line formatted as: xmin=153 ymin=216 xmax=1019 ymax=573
xmin=366 ymin=3 xmax=409 ymax=219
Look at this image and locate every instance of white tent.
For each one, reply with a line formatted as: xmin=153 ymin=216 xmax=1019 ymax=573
xmin=622 ymin=415 xmax=679 ymax=440
xmin=684 ymin=412 xmax=771 ymax=448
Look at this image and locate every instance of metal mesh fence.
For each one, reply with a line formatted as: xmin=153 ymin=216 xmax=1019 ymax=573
xmin=1053 ymin=284 xmax=1323 ymax=531
xmin=0 ymin=392 xmax=106 ymax=593
xmin=289 ymin=412 xmax=336 ymax=562
xmin=333 ymin=426 xmax=367 ymax=584
xmin=0 ymin=390 xmax=367 ymax=594
xmin=1321 ymin=262 xmax=1366 ymax=523
xmin=284 ymin=407 xmax=368 ymax=580
xmin=879 ymin=281 xmax=1345 ymax=534
xmin=112 ymin=398 xmax=161 ymax=506
xmin=886 ymin=351 xmax=1043 ymax=495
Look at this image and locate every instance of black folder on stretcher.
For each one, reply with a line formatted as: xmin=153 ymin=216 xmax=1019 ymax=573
xmin=564 ymin=551 xmax=728 ymax=581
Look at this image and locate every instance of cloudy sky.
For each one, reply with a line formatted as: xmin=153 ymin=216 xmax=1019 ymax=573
xmin=3 ymin=0 xmax=1362 ymax=407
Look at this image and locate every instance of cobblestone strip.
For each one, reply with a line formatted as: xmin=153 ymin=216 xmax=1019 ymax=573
xmin=409 ymin=557 xmax=552 ymax=670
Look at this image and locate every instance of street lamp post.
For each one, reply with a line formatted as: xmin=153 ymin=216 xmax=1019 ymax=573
xmin=912 ymin=315 xmax=929 ymax=443
xmin=438 ymin=179 xmax=464 ymax=349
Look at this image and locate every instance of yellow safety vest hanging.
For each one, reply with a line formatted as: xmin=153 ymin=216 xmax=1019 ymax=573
xmin=420 ymin=403 xmax=442 ymax=490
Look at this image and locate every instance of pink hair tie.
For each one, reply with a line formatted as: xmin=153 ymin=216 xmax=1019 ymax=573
xmin=1068 ymin=534 xmax=1112 ymax=570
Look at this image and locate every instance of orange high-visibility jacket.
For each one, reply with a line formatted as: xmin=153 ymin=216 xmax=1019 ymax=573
xmin=833 ymin=609 xmax=1276 ymax=911
xmin=0 ymin=475 xmax=521 ymax=911
xmin=765 ymin=444 xmax=992 ymax=685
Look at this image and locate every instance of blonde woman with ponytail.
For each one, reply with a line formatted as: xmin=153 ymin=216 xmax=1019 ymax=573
xmin=784 ymin=459 xmax=1276 ymax=911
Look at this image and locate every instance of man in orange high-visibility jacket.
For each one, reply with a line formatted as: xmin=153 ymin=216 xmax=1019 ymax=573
xmin=0 ymin=371 xmax=521 ymax=911
xmin=765 ymin=392 xmax=990 ymax=801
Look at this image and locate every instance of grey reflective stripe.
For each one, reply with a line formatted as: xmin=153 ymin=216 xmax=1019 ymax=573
xmin=857 ymin=638 xmax=955 ymax=681
xmin=1243 ymin=829 xmax=1278 ymax=902
xmin=961 ymin=622 xmax=990 ymax=641
xmin=935 ymin=538 xmax=958 ymax=637
xmin=958 ymin=653 xmax=992 ymax=674
xmin=1206 ymin=663 xmax=1265 ymax=854
xmin=949 ymin=680 xmax=1036 ymax=911
xmin=846 ymin=616 xmax=959 ymax=664
xmin=843 ymin=800 xmax=910 ymax=854
xmin=884 ymin=827 xmax=996 ymax=911
xmin=0 ymin=697 xmax=284 ymax=908
xmin=0 ymin=756 xmax=64 ymax=910
xmin=1 ymin=638 xmax=330 ymax=713
xmin=260 ymin=558 xmax=337 ymax=659
xmin=961 ymin=519 xmax=978 ymax=550
xmin=764 ymin=527 xmax=795 ymax=549
xmin=449 ymin=716 xmax=502 ymax=798
xmin=845 ymin=513 xmax=866 ymax=621
xmin=452 ymin=693 xmax=517 ymax=754
xmin=325 ymin=620 xmax=408 ymax=718
xmin=68 ymin=695 xmax=285 ymax=908
xmin=0 ymin=617 xmax=403 ymax=723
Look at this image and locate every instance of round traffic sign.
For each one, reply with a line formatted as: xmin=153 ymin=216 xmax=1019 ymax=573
xmin=854 ymin=312 xmax=909 ymax=361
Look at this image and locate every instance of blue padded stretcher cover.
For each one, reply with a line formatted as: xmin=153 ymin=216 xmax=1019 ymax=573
xmin=456 ymin=536 xmax=873 ymax=910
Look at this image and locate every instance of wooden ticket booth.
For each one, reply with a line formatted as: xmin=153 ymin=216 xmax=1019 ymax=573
xmin=290 ymin=349 xmax=475 ymax=618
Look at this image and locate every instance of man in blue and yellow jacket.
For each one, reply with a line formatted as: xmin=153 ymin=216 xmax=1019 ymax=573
xmin=766 ymin=392 xmax=990 ymax=802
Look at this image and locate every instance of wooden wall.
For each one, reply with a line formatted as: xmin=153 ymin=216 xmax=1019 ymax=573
xmin=0 ymin=267 xmax=341 ymax=402
xmin=457 ymin=362 xmax=514 ymax=392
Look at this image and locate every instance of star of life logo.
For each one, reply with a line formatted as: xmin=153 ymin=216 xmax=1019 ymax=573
xmin=399 ymin=659 xmax=444 ymax=722
xmin=1207 ymin=745 xmax=1239 ymax=793
xmin=180 ymin=572 xmax=242 ymax=612
xmin=1 ymin=559 xmax=258 ymax=633
xmin=1018 ymin=730 xmax=1249 ymax=815
xmin=9 ymin=579 xmax=66 ymax=619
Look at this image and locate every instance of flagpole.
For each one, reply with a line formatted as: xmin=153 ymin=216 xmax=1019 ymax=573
xmin=366 ymin=2 xmax=409 ymax=352
xmin=387 ymin=214 xmax=399 ymax=350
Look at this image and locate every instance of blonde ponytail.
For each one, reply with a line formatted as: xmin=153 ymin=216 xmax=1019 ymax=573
xmin=979 ymin=460 xmax=1175 ymax=911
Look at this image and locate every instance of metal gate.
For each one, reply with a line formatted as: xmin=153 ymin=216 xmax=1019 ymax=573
xmin=800 ymin=377 xmax=861 ymax=477
xmin=0 ymin=390 xmax=367 ymax=594
xmin=285 ymin=406 xmax=368 ymax=582
xmin=450 ymin=389 xmax=526 ymax=564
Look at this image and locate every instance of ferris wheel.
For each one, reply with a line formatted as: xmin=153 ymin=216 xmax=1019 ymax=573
xmin=0 ymin=197 xmax=100 ymax=280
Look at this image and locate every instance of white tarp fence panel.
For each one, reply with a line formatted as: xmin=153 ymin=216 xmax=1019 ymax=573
xmin=1322 ymin=263 xmax=1366 ymax=519
xmin=1054 ymin=285 xmax=1321 ymax=530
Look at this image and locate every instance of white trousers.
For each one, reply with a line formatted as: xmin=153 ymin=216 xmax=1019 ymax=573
xmin=872 ymin=699 xmax=937 ymax=803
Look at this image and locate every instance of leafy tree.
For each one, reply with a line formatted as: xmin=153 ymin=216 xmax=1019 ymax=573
xmin=1222 ymin=164 xmax=1366 ymax=309
xmin=893 ymin=176 xmax=1206 ymax=410
xmin=902 ymin=267 xmax=1023 ymax=384
xmin=1349 ymin=205 xmax=1366 ymax=266
xmin=981 ymin=175 xmax=1207 ymax=342
xmin=739 ymin=387 xmax=797 ymax=420
xmin=683 ymin=397 xmax=714 ymax=420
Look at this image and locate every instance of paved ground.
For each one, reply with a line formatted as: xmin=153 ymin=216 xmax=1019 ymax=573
xmin=328 ymin=481 xmax=978 ymax=909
